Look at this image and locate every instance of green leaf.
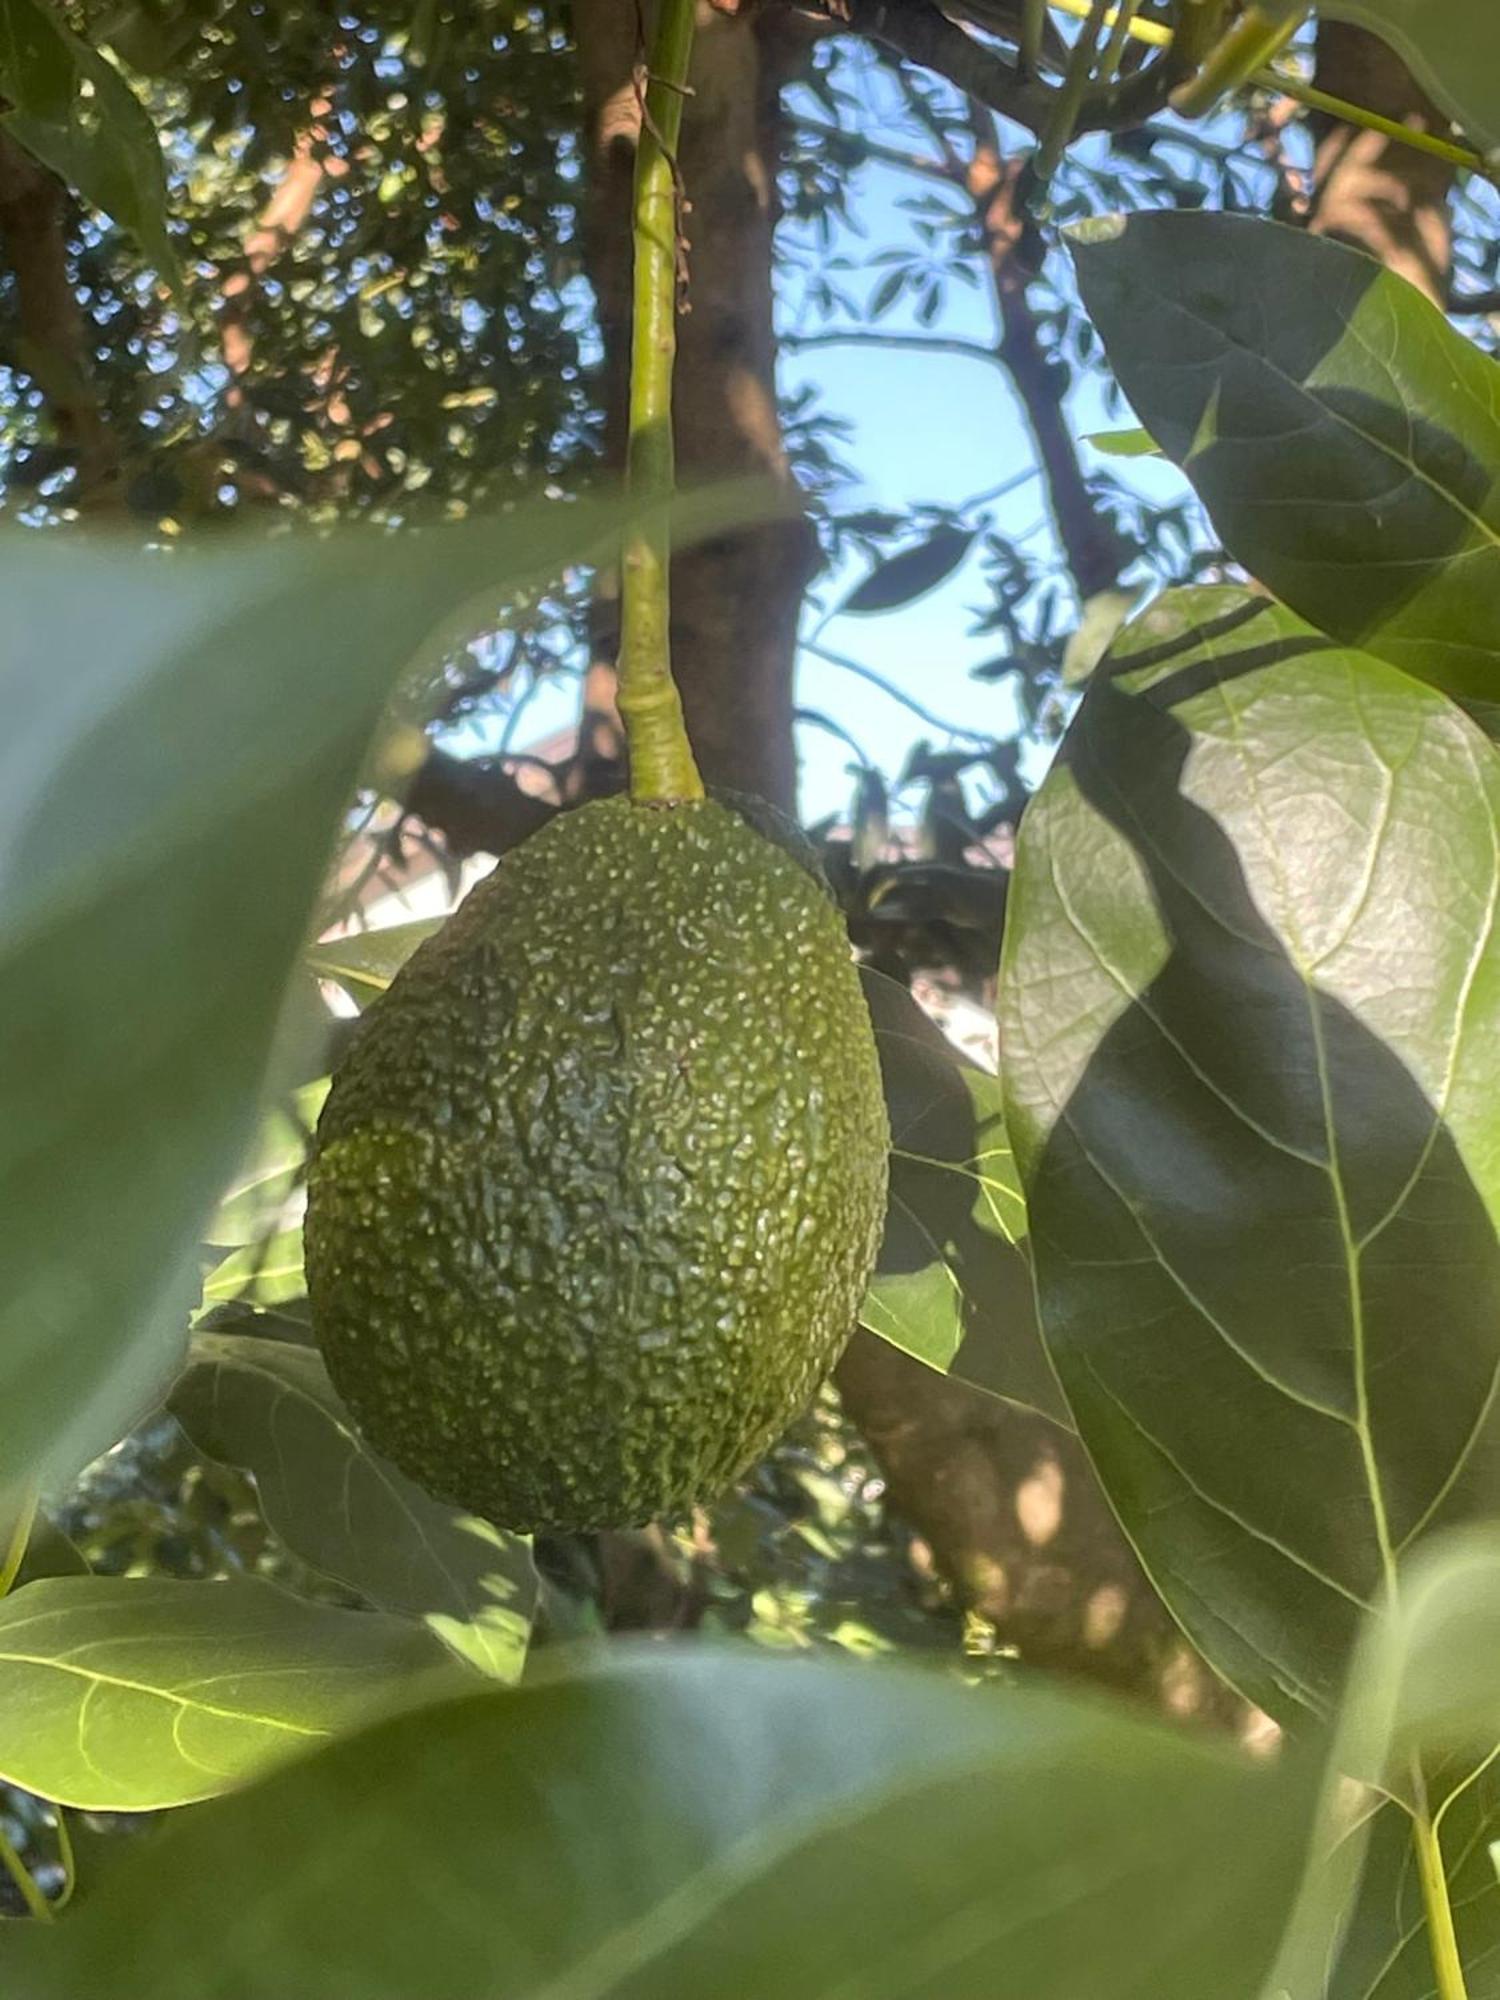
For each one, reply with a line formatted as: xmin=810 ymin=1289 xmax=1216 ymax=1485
xmin=841 ymin=524 xmax=976 ymax=614
xmin=0 ymin=1573 xmax=447 ymax=1809
xmin=0 ymin=489 xmax=758 ymax=1505
xmin=1081 ymin=427 xmax=1162 ymax=459
xmin=1320 ymin=0 xmax=1500 ymax=151
xmin=206 ymin=1080 xmax=327 ymax=1248
xmin=7 ymin=1648 xmax=1318 ymax=1999
xmin=1281 ymin=1532 xmax=1500 ymax=1999
xmin=1070 ymin=213 xmax=1500 ymax=719
xmin=304 ymin=917 xmax=443 ymax=1007
xmin=858 ymin=969 xmax=1069 ymax=1424
xmin=169 ymin=1332 xmax=537 ymax=1683
xmin=200 ymin=1226 xmax=307 ymax=1308
xmin=0 ymin=0 xmax=178 ymax=283
xmin=998 ymin=586 xmax=1500 ymax=1724
xmin=1062 ymin=586 xmax=1140 ymax=688
xmin=1326 ymin=1777 xmax=1500 ymax=2000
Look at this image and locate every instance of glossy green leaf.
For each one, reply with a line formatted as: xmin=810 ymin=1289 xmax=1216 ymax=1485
xmin=0 ymin=489 xmax=756 ymax=1504
xmin=0 ymin=0 xmax=178 ymax=282
xmin=999 ymin=586 xmax=1500 ymax=1723
xmin=8 ymin=1647 xmax=1318 ymax=1999
xmin=305 ymin=917 xmax=443 ymax=1007
xmin=0 ymin=1573 xmax=447 ymax=1809
xmin=170 ymin=1332 xmax=537 ymax=1682
xmin=858 ymin=970 xmax=1067 ymax=1422
xmin=1321 ymin=0 xmax=1500 ymax=151
xmin=1071 ymin=214 xmax=1500 ymax=719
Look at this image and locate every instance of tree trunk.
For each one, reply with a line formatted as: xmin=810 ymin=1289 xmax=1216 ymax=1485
xmin=571 ymin=0 xmax=816 ymax=811
xmin=0 ymin=132 xmax=116 ymax=499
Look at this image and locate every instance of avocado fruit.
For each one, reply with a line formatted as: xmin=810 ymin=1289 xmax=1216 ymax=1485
xmin=304 ymin=794 xmax=889 ymax=1532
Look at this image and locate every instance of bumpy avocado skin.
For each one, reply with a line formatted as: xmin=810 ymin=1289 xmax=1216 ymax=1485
xmin=305 ymin=795 xmax=889 ymax=1532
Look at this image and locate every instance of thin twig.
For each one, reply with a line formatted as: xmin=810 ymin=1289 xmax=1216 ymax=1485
xmin=802 ymin=638 xmax=994 ymax=743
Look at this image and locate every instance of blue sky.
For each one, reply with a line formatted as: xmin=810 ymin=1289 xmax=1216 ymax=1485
xmin=492 ymin=49 xmax=1212 ymax=830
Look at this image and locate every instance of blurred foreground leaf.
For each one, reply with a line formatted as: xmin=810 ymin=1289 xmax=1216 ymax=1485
xmin=10 ymin=1647 xmax=1315 ymax=1997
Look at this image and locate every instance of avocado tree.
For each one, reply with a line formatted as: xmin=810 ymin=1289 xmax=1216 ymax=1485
xmin=2 ymin=0 xmax=1500 ymax=1994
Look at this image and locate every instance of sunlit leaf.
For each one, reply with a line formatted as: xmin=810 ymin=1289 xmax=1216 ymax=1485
xmin=0 ymin=1573 xmax=447 ymax=1809
xmin=1072 ymin=214 xmax=1500 ymax=723
xmin=305 ymin=918 xmax=444 ymax=1008
xmin=999 ymin=587 xmax=1500 ymax=1723
xmin=1082 ymin=428 xmax=1162 ymax=458
xmin=200 ymin=1227 xmax=307 ymax=1307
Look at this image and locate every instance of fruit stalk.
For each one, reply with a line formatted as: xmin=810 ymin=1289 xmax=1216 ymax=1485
xmin=618 ymin=0 xmax=705 ymax=806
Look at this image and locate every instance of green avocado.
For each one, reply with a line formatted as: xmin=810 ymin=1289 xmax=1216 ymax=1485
xmin=305 ymin=794 xmax=889 ymax=1532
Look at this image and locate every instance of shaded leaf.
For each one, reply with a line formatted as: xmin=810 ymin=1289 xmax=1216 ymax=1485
xmin=859 ymin=969 xmax=1067 ymax=1422
xmin=1327 ymin=1777 xmax=1500 ymax=2000
xmin=170 ymin=1332 xmax=537 ymax=1683
xmin=842 ymin=524 xmax=976 ymax=614
xmin=1321 ymin=0 xmax=1500 ymax=150
xmin=0 ymin=0 xmax=177 ymax=281
xmin=999 ymin=587 xmax=1500 ymax=1723
xmin=12 ymin=1515 xmax=89 ymax=1589
xmin=1279 ymin=1532 xmax=1500 ymax=1999
xmin=0 ymin=488 xmax=758 ymax=1503
xmin=8 ymin=1647 xmax=1318 ymax=1999
xmin=1071 ymin=214 xmax=1500 ymax=720
xmin=0 ymin=1573 xmax=447 ymax=1809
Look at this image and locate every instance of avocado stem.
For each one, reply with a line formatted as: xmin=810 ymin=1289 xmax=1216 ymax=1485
xmin=618 ymin=0 xmax=705 ymax=807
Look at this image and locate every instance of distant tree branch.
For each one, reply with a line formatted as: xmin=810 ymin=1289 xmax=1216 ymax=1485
xmin=790 ymin=111 xmax=951 ymax=181
xmin=964 ymin=113 xmax=1132 ymax=599
xmin=802 ymin=638 xmax=996 ymax=742
xmin=783 ymin=330 xmax=1006 ymax=366
xmin=1449 ymin=287 xmax=1500 ymax=315
xmin=0 ymin=132 xmax=117 ymax=501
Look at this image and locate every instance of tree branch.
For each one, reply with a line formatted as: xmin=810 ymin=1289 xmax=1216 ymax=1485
xmin=397 ymin=746 xmax=561 ymax=859
xmin=783 ymin=329 xmax=1006 ymax=366
xmin=965 ymin=117 xmax=1132 ymax=599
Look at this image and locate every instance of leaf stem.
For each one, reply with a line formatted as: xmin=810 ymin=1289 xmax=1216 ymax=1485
xmin=52 ymin=1809 xmax=76 ymax=1913
xmin=0 ymin=1824 xmax=52 ymax=1925
xmin=618 ymin=0 xmax=704 ymax=806
xmin=1041 ymin=0 xmax=1492 ymax=177
xmin=1411 ymin=1768 xmax=1471 ymax=2000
